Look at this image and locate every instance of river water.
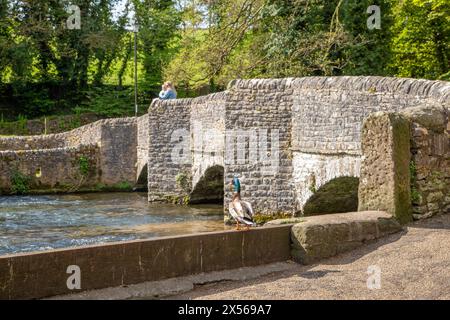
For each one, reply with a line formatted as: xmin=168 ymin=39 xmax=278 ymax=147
xmin=0 ymin=193 xmax=227 ymax=256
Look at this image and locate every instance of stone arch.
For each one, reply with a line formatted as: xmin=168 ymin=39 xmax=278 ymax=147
xmin=190 ymin=165 xmax=224 ymax=204
xmin=135 ymin=163 xmax=148 ymax=191
xmin=293 ymin=152 xmax=361 ymax=212
xmin=303 ymin=176 xmax=360 ymax=216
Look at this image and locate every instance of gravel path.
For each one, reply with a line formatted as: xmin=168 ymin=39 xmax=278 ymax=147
xmin=169 ymin=214 xmax=450 ymax=300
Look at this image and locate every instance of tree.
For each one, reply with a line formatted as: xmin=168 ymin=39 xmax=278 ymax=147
xmin=134 ymin=0 xmax=180 ymax=88
xmin=164 ymin=0 xmax=266 ymax=92
xmin=339 ymin=0 xmax=393 ymax=76
xmin=389 ymin=0 xmax=449 ymax=80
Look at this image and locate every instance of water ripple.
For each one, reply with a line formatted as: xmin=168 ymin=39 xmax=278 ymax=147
xmin=0 ymin=193 xmax=224 ymax=256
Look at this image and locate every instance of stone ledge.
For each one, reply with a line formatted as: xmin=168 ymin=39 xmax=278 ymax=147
xmin=291 ymin=211 xmax=403 ymax=264
xmin=0 ymin=225 xmax=291 ymax=299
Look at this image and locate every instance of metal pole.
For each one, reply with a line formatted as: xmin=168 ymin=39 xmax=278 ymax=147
xmin=134 ymin=22 xmax=138 ymax=117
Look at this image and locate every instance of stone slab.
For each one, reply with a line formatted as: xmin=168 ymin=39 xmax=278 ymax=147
xmin=290 ymin=211 xmax=403 ymax=264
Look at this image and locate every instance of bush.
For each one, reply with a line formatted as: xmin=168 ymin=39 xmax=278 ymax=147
xmin=10 ymin=170 xmax=31 ymax=194
xmin=78 ymin=156 xmax=90 ymax=176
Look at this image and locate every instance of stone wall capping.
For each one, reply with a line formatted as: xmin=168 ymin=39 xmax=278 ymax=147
xmin=400 ymin=102 xmax=449 ymax=133
xmin=223 ymin=76 xmax=449 ymax=99
xmin=290 ymin=211 xmax=403 ymax=264
xmin=0 ymin=225 xmax=292 ymax=299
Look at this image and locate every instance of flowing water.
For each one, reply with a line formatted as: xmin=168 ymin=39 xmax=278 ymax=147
xmin=0 ymin=193 xmax=227 ymax=256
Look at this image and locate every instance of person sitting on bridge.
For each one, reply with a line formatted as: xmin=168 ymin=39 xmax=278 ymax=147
xmin=159 ymin=81 xmax=177 ymax=100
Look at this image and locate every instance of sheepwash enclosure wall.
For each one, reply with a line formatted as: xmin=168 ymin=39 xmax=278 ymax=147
xmin=0 ymin=117 xmax=149 ymax=194
xmin=148 ymin=76 xmax=449 ymax=218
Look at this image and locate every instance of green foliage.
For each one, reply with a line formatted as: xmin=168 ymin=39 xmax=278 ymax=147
xmin=75 ymin=85 xmax=146 ymax=118
xmin=94 ymin=181 xmax=133 ymax=192
xmin=339 ymin=0 xmax=393 ymax=76
xmin=134 ymin=0 xmax=181 ymax=87
xmin=165 ymin=0 xmax=267 ymax=91
xmin=389 ymin=0 xmax=450 ymax=79
xmin=175 ymin=172 xmax=191 ymax=193
xmin=253 ymin=212 xmax=293 ymax=225
xmin=308 ymin=174 xmax=317 ymax=194
xmin=164 ymin=194 xmax=190 ymax=205
xmin=409 ymin=160 xmax=417 ymax=179
xmin=114 ymin=181 xmax=133 ymax=191
xmin=78 ymin=156 xmax=90 ymax=176
xmin=95 ymin=183 xmax=108 ymax=191
xmin=10 ymin=170 xmax=31 ymax=195
xmin=411 ymin=188 xmax=421 ymax=204
xmin=0 ymin=114 xmax=31 ymax=135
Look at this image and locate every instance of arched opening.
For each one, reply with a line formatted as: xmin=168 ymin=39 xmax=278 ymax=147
xmin=190 ymin=165 xmax=224 ymax=204
xmin=303 ymin=176 xmax=359 ymax=216
xmin=135 ymin=164 xmax=148 ymax=191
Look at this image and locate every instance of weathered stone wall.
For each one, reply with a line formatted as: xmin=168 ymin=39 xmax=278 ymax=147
xmin=0 ymin=118 xmax=105 ymax=151
xmin=98 ymin=118 xmax=137 ymax=185
xmin=147 ymin=98 xmax=192 ymax=202
xmin=63 ymin=119 xmax=104 ymax=147
xmin=148 ymin=76 xmax=449 ymax=218
xmin=224 ymin=79 xmax=295 ymax=214
xmin=290 ymin=77 xmax=450 ymax=214
xmin=191 ymin=93 xmax=226 ymax=189
xmin=0 ymin=134 xmax=67 ymax=151
xmin=358 ymin=112 xmax=412 ymax=224
xmin=147 ymin=93 xmax=227 ymax=203
xmin=291 ymin=77 xmax=449 ymax=155
xmin=137 ymin=114 xmax=150 ymax=184
xmin=0 ymin=117 xmax=145 ymax=194
xmin=292 ymin=153 xmax=361 ymax=210
xmin=402 ymin=104 xmax=449 ymax=218
xmin=358 ymin=104 xmax=449 ymax=222
xmin=0 ymin=145 xmax=101 ymax=194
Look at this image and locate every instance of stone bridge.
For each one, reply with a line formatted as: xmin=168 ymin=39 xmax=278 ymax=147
xmin=1 ymin=76 xmax=449 ymax=218
xmin=147 ymin=76 xmax=449 ymax=217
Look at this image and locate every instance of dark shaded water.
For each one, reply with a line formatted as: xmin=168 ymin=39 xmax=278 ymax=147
xmin=0 ymin=193 xmax=226 ymax=256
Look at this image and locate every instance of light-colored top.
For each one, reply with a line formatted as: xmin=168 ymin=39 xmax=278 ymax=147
xmin=159 ymin=89 xmax=177 ymax=100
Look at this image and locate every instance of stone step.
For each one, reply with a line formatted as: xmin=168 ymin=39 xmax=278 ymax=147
xmin=289 ymin=211 xmax=403 ymax=264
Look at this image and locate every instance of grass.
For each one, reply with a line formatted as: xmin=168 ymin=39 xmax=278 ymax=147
xmin=94 ymin=181 xmax=133 ymax=192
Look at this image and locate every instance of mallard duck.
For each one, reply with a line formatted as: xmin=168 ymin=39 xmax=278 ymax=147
xmin=228 ymin=199 xmax=255 ymax=230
